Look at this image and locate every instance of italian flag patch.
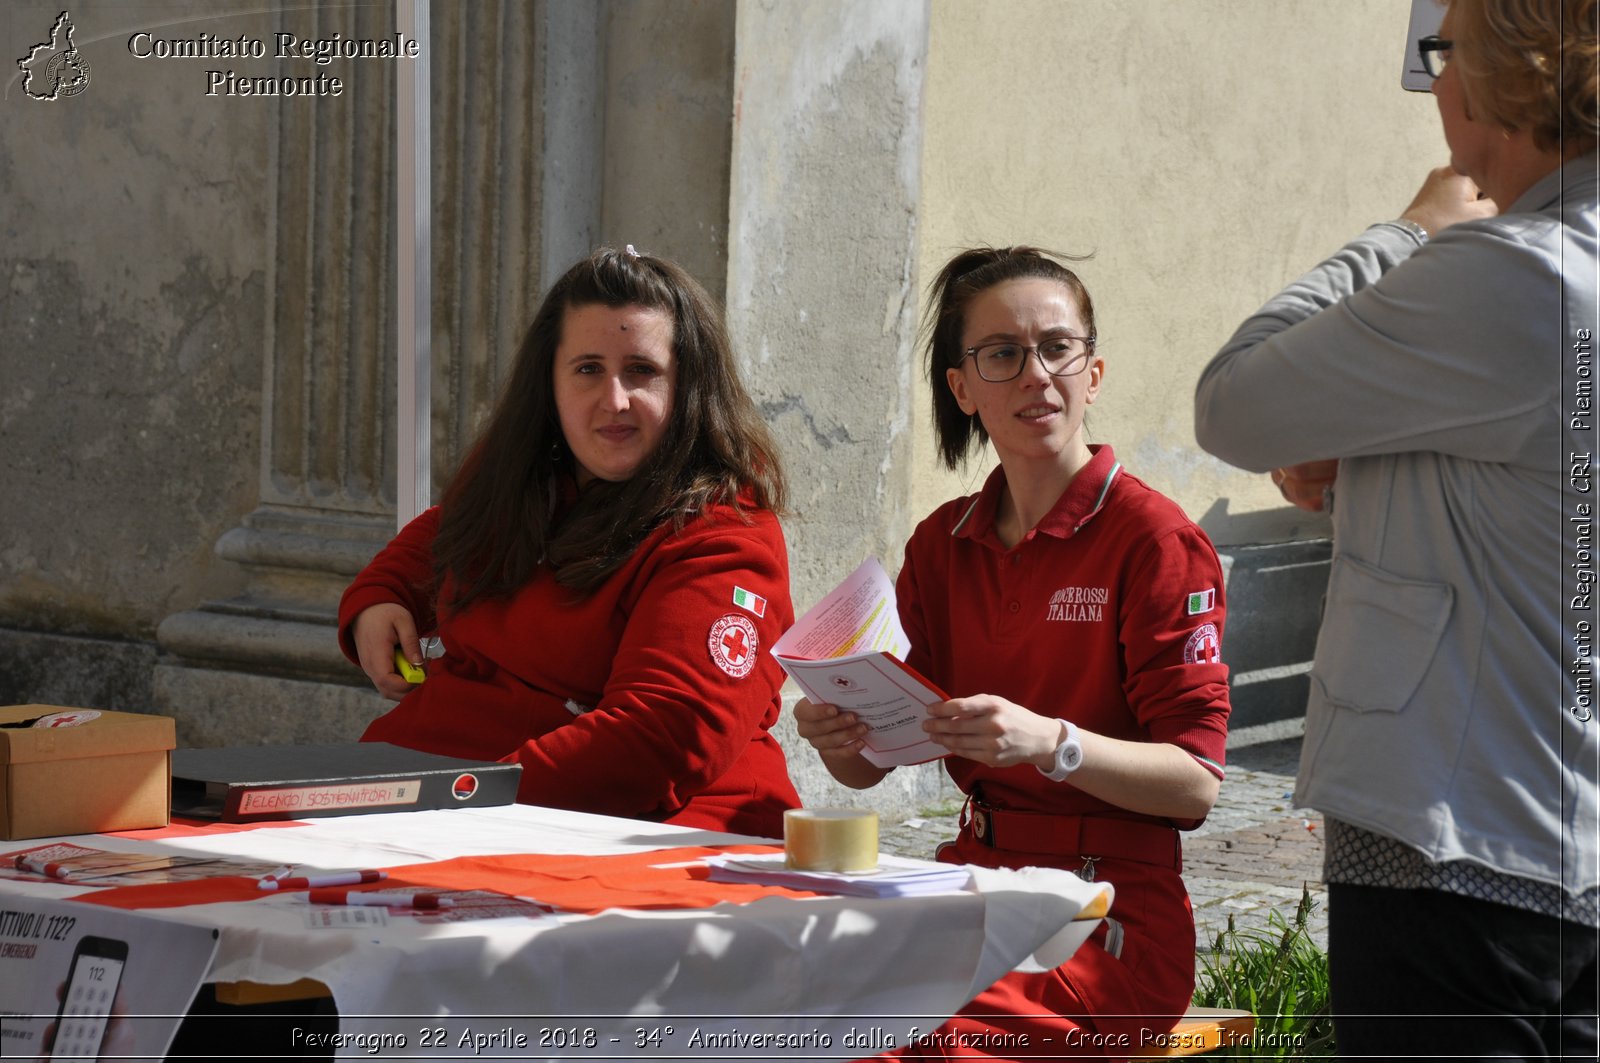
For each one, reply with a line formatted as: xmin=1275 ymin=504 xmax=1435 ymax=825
xmin=732 ymin=586 xmax=768 ymax=618
xmin=1186 ymin=588 xmax=1215 ymax=615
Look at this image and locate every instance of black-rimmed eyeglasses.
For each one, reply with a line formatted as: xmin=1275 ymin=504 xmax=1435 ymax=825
xmin=961 ymin=336 xmax=1096 ymax=383
xmin=1418 ymin=36 xmax=1453 ymax=79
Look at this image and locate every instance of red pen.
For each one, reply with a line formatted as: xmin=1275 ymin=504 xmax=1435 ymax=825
xmin=13 ymin=854 xmax=71 ymax=879
xmin=258 ymin=869 xmax=387 ymax=891
xmin=307 ymin=888 xmax=453 ymax=909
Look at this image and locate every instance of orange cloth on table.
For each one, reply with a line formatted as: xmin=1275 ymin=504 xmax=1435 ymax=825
xmin=375 ymin=845 xmax=812 ymax=913
xmin=69 ymin=845 xmax=813 ymax=912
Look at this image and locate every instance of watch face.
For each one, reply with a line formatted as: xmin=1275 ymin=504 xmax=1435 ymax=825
xmin=1057 ymin=732 xmax=1083 ymax=774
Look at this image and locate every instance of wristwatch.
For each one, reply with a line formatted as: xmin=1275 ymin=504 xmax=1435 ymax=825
xmin=1038 ymin=720 xmax=1084 ymax=781
xmin=1383 ymin=218 xmax=1429 ymax=245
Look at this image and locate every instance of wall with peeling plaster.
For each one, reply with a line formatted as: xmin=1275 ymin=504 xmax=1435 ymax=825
xmin=724 ymin=0 xmax=949 ymax=810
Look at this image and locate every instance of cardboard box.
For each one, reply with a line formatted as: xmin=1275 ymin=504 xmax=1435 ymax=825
xmin=0 ymin=705 xmax=174 ymax=839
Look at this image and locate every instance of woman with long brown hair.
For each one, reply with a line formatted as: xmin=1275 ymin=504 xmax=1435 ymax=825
xmin=339 ymin=247 xmax=800 ymax=837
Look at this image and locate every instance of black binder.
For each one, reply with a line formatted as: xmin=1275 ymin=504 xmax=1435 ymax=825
xmin=171 ymin=742 xmax=522 ymax=822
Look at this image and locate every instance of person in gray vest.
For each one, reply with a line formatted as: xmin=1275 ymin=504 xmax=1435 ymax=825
xmin=1194 ymin=0 xmax=1597 ymax=1056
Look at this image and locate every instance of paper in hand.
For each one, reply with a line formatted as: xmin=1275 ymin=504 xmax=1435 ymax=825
xmin=772 ymin=558 xmax=948 ymax=767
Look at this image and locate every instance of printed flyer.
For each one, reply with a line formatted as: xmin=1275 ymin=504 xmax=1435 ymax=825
xmin=0 ymin=894 xmax=217 ymax=1061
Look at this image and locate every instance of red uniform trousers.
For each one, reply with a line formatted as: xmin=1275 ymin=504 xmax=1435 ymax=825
xmin=869 ymin=813 xmax=1195 ymax=1061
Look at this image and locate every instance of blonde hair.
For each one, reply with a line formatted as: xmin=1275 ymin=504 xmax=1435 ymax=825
xmin=1450 ymin=0 xmax=1599 ymax=154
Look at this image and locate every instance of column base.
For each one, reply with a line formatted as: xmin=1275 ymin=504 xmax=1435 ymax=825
xmin=153 ymin=659 xmax=388 ymax=748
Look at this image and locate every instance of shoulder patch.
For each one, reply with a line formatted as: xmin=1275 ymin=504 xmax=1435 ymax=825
xmin=708 ymin=614 xmax=759 ymax=678
xmin=732 ymin=586 xmax=768 ymax=617
xmin=1186 ymin=588 xmax=1216 ymax=615
xmin=1183 ymin=623 xmax=1221 ymax=665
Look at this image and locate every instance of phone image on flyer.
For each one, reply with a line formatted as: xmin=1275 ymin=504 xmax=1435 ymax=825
xmin=50 ymin=935 xmax=128 ymax=1062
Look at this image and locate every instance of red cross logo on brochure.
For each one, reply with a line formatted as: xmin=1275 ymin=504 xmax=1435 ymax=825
xmin=708 ymin=614 xmax=759 ymax=678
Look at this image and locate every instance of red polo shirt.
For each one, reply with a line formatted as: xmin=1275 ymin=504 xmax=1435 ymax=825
xmin=898 ymin=445 xmax=1230 ymax=824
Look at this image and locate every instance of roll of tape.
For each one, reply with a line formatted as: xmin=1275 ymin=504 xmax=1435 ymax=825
xmin=784 ymin=807 xmax=879 ymax=872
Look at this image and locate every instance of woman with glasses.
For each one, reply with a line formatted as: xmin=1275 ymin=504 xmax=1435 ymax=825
xmin=797 ymin=246 xmax=1231 ymax=1055
xmin=1196 ymin=0 xmax=1597 ymax=1055
xmin=339 ymin=247 xmax=801 ymax=838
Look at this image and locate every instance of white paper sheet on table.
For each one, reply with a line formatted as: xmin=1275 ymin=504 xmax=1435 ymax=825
xmin=705 ymin=852 xmax=972 ymax=897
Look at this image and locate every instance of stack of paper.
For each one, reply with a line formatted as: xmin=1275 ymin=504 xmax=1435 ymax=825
xmin=705 ymin=853 xmax=971 ymax=898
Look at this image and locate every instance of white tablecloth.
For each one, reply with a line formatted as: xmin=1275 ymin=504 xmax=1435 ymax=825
xmin=0 ymin=804 xmax=1108 ymax=1060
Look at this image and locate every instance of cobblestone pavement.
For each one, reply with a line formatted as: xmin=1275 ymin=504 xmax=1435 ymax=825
xmin=1184 ymin=735 xmax=1327 ymax=953
xmin=878 ymin=728 xmax=1328 ymax=962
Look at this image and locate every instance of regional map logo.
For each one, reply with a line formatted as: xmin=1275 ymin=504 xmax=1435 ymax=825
xmin=18 ymin=11 xmax=91 ymax=101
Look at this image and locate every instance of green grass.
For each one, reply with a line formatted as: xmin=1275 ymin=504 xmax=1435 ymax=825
xmin=1191 ymin=887 xmax=1335 ymax=1060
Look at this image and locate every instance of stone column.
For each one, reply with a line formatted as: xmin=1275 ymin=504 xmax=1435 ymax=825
xmin=155 ymin=0 xmax=580 ymax=746
xmin=724 ymin=0 xmax=948 ymax=813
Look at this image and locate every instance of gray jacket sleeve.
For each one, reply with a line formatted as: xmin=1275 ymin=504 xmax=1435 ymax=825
xmin=1194 ymin=219 xmax=1563 ymax=472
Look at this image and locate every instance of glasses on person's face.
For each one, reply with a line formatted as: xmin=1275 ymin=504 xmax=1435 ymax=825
xmin=1418 ymin=35 xmax=1453 ymax=79
xmin=961 ymin=335 xmax=1095 ymax=383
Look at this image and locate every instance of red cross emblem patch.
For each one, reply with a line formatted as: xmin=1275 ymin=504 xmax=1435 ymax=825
xmin=1184 ymin=622 xmax=1221 ymax=665
xmin=708 ymin=614 xmax=759 ymax=679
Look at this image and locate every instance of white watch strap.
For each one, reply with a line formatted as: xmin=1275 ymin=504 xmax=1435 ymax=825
xmin=1037 ymin=720 xmax=1083 ymax=782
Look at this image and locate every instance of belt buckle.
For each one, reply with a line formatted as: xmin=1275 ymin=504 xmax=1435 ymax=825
xmin=971 ymin=806 xmax=992 ymax=846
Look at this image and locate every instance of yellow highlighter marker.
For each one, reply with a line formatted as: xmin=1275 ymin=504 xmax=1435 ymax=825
xmin=393 ymin=648 xmax=426 ymax=684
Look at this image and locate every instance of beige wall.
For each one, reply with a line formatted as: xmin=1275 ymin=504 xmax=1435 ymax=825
xmin=913 ymin=0 xmax=1447 ymax=547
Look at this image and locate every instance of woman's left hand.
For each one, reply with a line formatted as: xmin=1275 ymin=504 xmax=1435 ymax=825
xmin=923 ymin=695 xmax=1061 ymax=769
xmin=926 ymin=695 xmax=1222 ymax=819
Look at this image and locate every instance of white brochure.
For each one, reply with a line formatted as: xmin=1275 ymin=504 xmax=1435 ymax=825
xmin=772 ymin=557 xmax=948 ymax=767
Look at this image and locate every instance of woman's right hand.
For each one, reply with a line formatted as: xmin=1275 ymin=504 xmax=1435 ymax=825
xmin=1401 ymin=165 xmax=1498 ymax=236
xmin=352 ymin=603 xmax=422 ymax=701
xmin=793 ymin=698 xmax=890 ymax=790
